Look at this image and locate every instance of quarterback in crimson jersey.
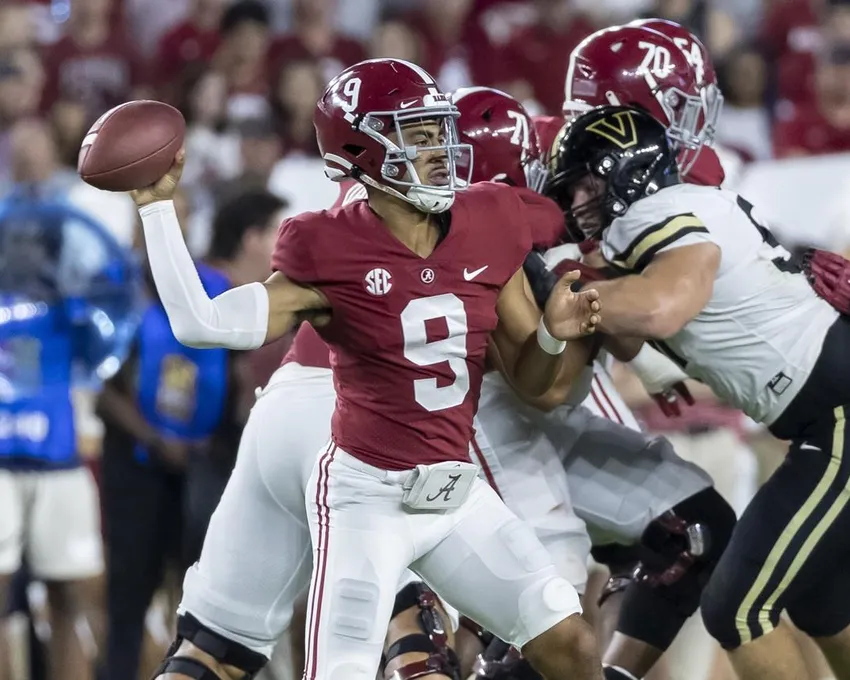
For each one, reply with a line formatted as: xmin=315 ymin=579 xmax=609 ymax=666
xmin=136 ymin=58 xmax=604 ymax=680
xmin=271 ymin=180 xmax=557 ymax=470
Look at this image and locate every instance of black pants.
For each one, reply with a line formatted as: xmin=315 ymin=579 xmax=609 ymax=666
xmin=702 ymin=315 xmax=850 ymax=648
xmin=100 ymin=448 xmax=184 ymax=680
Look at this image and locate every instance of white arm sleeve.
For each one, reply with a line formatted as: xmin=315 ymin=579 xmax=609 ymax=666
xmin=139 ymin=200 xmax=270 ymax=350
xmin=628 ymin=344 xmax=689 ymax=394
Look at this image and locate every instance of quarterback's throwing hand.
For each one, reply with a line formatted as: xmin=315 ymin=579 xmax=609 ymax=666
xmin=131 ymin=148 xmax=186 ymax=208
xmin=543 ymin=270 xmax=602 ymax=340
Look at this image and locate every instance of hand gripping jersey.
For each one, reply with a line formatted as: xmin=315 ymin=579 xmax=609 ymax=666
xmin=601 ymin=183 xmax=838 ymax=424
xmin=272 ymin=182 xmax=553 ymax=470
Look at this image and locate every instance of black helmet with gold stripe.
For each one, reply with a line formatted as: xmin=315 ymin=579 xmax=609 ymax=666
xmin=544 ymin=105 xmax=679 ymax=242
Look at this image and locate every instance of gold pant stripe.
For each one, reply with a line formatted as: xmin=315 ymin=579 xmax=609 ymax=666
xmin=734 ymin=406 xmax=846 ymax=644
xmin=757 ymin=408 xmax=850 ymax=634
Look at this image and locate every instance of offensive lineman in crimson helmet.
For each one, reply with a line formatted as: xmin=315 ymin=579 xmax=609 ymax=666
xmin=451 ymin=86 xmax=737 ymax=680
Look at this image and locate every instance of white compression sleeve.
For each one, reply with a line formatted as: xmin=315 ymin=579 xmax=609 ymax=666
xmin=139 ymin=200 xmax=269 ymax=350
xmin=628 ymin=344 xmax=690 ymax=394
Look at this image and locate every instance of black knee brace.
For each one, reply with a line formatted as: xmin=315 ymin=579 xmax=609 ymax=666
xmin=615 ymin=487 xmax=737 ymax=651
xmin=384 ymin=583 xmax=460 ymax=680
xmin=152 ymin=612 xmax=268 ymax=680
xmin=471 ymin=637 xmax=542 ymax=680
xmin=459 ymin=615 xmax=495 ymax=648
xmin=590 ymin=543 xmax=644 ymax=608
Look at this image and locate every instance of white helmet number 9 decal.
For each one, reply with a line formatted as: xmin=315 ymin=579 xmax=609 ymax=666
xmin=341 ymin=77 xmax=362 ymax=123
xmin=637 ymin=41 xmax=674 ymax=79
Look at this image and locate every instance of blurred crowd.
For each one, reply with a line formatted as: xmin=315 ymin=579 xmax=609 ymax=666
xmin=3 ymin=0 xmax=850 ymax=248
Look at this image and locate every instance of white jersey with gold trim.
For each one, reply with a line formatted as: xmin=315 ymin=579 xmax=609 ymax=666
xmin=601 ymin=183 xmax=838 ymax=425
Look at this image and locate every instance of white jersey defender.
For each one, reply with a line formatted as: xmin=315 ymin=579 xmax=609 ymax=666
xmin=601 ymin=183 xmax=839 ymax=425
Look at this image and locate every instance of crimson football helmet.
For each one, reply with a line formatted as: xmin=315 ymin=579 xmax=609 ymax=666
xmin=314 ymin=58 xmax=472 ymax=213
xmin=629 ymin=18 xmax=723 ymax=147
xmin=451 ymin=86 xmax=546 ymax=192
xmin=563 ymin=25 xmax=703 ymax=152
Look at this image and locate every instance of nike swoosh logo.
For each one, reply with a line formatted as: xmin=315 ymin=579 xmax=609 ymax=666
xmin=399 ymin=100 xmax=419 ymax=109
xmin=800 ymin=442 xmax=821 ymax=452
xmin=463 ymin=265 xmax=488 ymax=281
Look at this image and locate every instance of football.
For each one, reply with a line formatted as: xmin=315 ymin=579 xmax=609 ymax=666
xmin=77 ymin=100 xmax=186 ymax=192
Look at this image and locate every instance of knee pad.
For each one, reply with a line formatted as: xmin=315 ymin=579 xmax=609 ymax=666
xmin=384 ymin=582 xmax=460 ymax=680
xmin=153 ymin=612 xmax=268 ymax=680
xmin=471 ymin=637 xmax=542 ymax=680
xmin=153 ymin=657 xmax=222 ymax=680
xmin=617 ymin=488 xmax=737 ymax=650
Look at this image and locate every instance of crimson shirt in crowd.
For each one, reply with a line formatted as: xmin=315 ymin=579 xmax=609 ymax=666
xmin=761 ymin=0 xmax=821 ymax=104
xmin=269 ymin=34 xmax=365 ymax=85
xmin=773 ymin=102 xmax=850 ymax=157
xmin=155 ymin=20 xmax=221 ymax=85
xmin=41 ymin=32 xmax=147 ymax=118
xmin=498 ymin=15 xmax=596 ymax=115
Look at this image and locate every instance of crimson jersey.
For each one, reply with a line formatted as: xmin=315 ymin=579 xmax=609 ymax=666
xmin=684 ymin=146 xmax=725 ymax=187
xmin=532 ymin=115 xmax=564 ymax=160
xmin=281 ymin=182 xmax=564 ymax=371
xmin=521 ymin=187 xmax=568 ymax=249
xmin=272 ymin=182 xmax=539 ymax=470
xmin=281 ymin=180 xmax=363 ymax=371
xmin=283 ymin=324 xmax=332 ymax=369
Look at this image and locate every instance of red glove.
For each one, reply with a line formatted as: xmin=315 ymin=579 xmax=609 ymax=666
xmin=652 ymin=383 xmax=696 ymax=418
xmin=804 ymin=248 xmax=850 ymax=315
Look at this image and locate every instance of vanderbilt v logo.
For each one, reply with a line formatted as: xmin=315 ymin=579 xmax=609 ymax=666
xmin=426 ymin=473 xmax=461 ymax=503
xmin=586 ymin=111 xmax=639 ymax=149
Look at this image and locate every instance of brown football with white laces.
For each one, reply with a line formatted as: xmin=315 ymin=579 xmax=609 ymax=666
xmin=77 ymin=100 xmax=185 ymax=192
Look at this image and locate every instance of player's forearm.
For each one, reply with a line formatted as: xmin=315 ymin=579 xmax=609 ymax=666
xmin=604 ymin=335 xmax=644 ymax=362
xmin=592 ymin=277 xmax=682 ymax=338
xmin=139 ymin=201 xmax=270 ymax=349
xmin=521 ymin=339 xmax=596 ymax=411
xmin=511 ymin=330 xmax=563 ymax=397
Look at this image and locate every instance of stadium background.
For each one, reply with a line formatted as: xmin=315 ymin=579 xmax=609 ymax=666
xmin=1 ymin=0 xmax=850 ymax=678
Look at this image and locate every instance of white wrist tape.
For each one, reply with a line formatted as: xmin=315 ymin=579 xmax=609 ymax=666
xmin=628 ymin=344 xmax=689 ymax=393
xmin=537 ymin=318 xmax=567 ymax=355
xmin=139 ymin=200 xmax=269 ymax=350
